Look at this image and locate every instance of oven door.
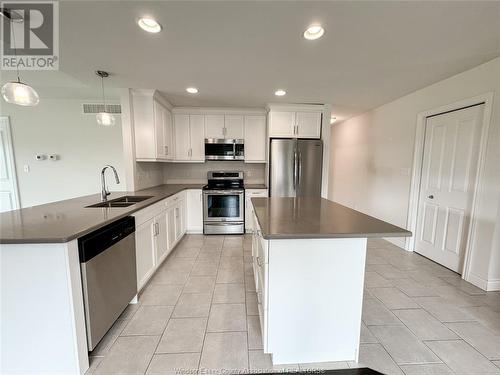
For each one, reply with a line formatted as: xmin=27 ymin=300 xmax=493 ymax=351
xmin=203 ymin=190 xmax=244 ymax=223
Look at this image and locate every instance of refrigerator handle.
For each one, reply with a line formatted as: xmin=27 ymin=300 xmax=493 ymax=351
xmin=293 ymin=149 xmax=298 ymax=191
xmin=298 ymin=151 xmax=302 ymax=187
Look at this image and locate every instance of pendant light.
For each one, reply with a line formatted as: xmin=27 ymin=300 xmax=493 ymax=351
xmin=95 ymin=70 xmax=116 ymax=126
xmin=1 ymin=10 xmax=39 ymax=106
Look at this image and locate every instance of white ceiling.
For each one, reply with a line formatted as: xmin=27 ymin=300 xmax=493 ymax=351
xmin=3 ymin=1 xmax=500 ymax=119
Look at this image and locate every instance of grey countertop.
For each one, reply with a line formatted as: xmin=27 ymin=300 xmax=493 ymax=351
xmin=251 ymin=197 xmax=412 ymax=240
xmin=0 ymin=184 xmax=204 ymax=244
xmin=245 ymin=184 xmax=267 ymax=189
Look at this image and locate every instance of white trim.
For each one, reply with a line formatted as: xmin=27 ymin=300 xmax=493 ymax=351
xmin=266 ymin=103 xmax=325 ymax=113
xmin=467 ymin=272 xmax=489 ymax=291
xmin=172 ymin=106 xmax=266 ymax=115
xmin=383 ymin=237 xmax=407 ymax=250
xmin=406 ymin=92 xmax=494 ymax=286
xmin=0 ymin=116 xmax=21 ymax=210
xmin=486 ymin=279 xmax=500 ymax=292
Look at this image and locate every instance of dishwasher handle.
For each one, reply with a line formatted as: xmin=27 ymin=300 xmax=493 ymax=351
xmin=78 ymin=216 xmax=135 ymax=263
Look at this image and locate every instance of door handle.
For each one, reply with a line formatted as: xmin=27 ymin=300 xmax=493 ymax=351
xmin=428 ymin=195 xmax=434 ymax=199
xmin=293 ymin=150 xmax=298 ymax=191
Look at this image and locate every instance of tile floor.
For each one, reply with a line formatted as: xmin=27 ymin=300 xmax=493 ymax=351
xmin=86 ymin=235 xmax=500 ymax=375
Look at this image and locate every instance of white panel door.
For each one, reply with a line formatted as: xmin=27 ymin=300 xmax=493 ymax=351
xmin=174 ymin=114 xmax=190 ymax=161
xmin=416 ymin=105 xmax=483 ymax=272
xmin=244 ymin=115 xmax=266 ymax=162
xmin=224 ymin=115 xmax=244 ymax=139
xmin=296 ymin=112 xmax=321 ymax=139
xmin=189 ymin=115 xmax=205 ymax=161
xmin=0 ymin=117 xmax=20 ymax=212
xmin=269 ymin=111 xmax=295 ymax=137
xmin=154 ymin=100 xmax=167 ymax=159
xmin=205 ymin=115 xmax=224 ymax=138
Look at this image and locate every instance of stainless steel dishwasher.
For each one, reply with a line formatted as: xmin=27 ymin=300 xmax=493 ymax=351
xmin=78 ymin=216 xmax=137 ymax=351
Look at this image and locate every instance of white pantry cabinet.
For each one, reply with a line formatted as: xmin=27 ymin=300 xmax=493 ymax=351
xmin=186 ymin=189 xmax=203 ymax=233
xmin=173 ymin=114 xmax=205 ymax=162
xmin=245 ymin=189 xmax=268 ymax=232
xmin=133 ymin=91 xmax=174 ymax=161
xmin=268 ymin=108 xmax=322 ymax=139
xmin=244 ymin=115 xmax=266 ymax=162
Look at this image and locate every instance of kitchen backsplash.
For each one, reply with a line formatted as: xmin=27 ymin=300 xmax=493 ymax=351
xmin=163 ymin=161 xmax=266 ymax=184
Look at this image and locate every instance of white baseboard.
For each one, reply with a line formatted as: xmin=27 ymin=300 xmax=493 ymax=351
xmin=486 ymin=279 xmax=500 ymax=291
xmin=186 ymin=229 xmax=203 ymax=234
xmin=383 ymin=237 xmax=408 ymax=251
xmin=467 ymin=272 xmax=489 ymax=291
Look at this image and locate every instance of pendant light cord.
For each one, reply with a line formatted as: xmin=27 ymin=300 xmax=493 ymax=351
xmin=100 ymin=76 xmax=107 ymax=113
xmin=9 ymin=16 xmax=21 ymax=83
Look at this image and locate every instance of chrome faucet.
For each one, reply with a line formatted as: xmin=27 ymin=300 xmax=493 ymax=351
xmin=101 ymin=165 xmax=120 ymax=201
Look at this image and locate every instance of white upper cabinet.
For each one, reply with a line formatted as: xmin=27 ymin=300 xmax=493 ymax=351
xmin=244 ymin=115 xmax=266 ymax=163
xmin=268 ymin=108 xmax=322 ymax=139
xmin=173 ymin=114 xmax=205 ymax=162
xmin=205 ymin=114 xmax=244 ymax=139
xmin=189 ymin=115 xmax=205 ymax=162
xmin=133 ymin=91 xmax=173 ymax=161
xmin=163 ymin=110 xmax=174 ymax=160
xmin=174 ymin=114 xmax=191 ymax=161
xmin=224 ymin=115 xmax=244 ymax=139
xmin=205 ymin=115 xmax=225 ymax=139
xmin=268 ymin=111 xmax=295 ymax=137
xmin=296 ymin=111 xmax=322 ymax=138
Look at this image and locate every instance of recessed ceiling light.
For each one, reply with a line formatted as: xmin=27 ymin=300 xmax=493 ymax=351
xmin=137 ymin=17 xmax=162 ymax=33
xmin=330 ymin=116 xmax=337 ymax=124
xmin=274 ymin=89 xmax=286 ymax=96
xmin=304 ymin=24 xmax=324 ymax=40
xmin=186 ymin=87 xmax=198 ymax=94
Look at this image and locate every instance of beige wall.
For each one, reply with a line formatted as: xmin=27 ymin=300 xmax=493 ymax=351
xmin=329 ymin=57 xmax=500 ymax=290
xmin=1 ymin=98 xmax=125 ymax=207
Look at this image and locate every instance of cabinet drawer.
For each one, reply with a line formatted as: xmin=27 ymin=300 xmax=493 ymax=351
xmin=133 ymin=198 xmax=167 ymax=225
xmin=245 ymin=189 xmax=268 ymax=198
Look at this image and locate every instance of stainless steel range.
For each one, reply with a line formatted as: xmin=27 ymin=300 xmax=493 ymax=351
xmin=203 ymin=171 xmax=245 ymax=234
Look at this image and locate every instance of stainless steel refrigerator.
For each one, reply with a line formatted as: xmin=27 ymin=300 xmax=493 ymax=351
xmin=269 ymin=139 xmax=323 ymax=197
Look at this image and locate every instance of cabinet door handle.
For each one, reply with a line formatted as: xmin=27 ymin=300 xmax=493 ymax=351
xmin=165 ymin=145 xmax=168 ymax=155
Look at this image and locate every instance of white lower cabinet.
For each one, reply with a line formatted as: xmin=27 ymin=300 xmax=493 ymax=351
xmin=135 ymin=216 xmax=156 ymax=290
xmin=252 ymin=211 xmax=268 ymax=351
xmin=134 ymin=191 xmax=187 ymax=291
xmin=245 ymin=189 xmax=268 ymax=232
xmin=186 ymin=189 xmax=203 ymax=233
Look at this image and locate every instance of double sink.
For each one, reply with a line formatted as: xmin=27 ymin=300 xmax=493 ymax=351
xmin=86 ymin=195 xmax=153 ymax=208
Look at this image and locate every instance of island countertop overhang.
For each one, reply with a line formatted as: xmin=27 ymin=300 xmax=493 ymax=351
xmin=251 ymin=197 xmax=412 ymax=240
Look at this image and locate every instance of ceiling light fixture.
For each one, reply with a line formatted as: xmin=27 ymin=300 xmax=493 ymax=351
xmin=186 ymin=87 xmax=198 ymax=94
xmin=95 ymin=71 xmax=116 ymax=127
xmin=274 ymin=89 xmax=286 ymax=96
xmin=330 ymin=116 xmax=337 ymax=124
xmin=1 ymin=10 xmax=39 ymax=106
xmin=303 ymin=24 xmax=325 ymax=40
xmin=137 ymin=17 xmax=162 ymax=33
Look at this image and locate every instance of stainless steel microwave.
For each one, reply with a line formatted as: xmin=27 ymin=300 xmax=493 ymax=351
xmin=205 ymin=138 xmax=244 ymax=161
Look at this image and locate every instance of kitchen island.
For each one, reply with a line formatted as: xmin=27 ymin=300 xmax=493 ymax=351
xmin=250 ymin=197 xmax=411 ymax=365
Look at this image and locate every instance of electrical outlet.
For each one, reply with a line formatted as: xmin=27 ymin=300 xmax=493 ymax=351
xmin=23 ymin=164 xmax=30 ymax=173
